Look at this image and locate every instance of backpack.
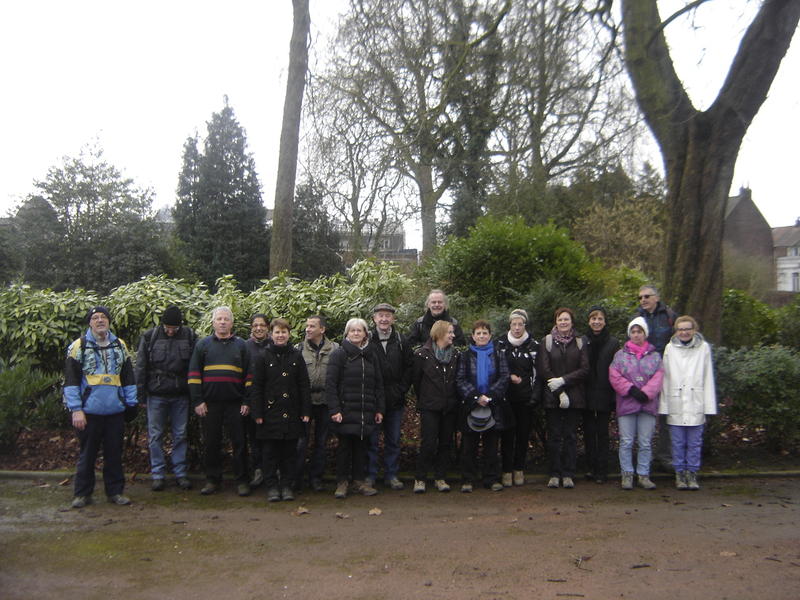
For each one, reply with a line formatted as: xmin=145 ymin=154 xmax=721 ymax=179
xmin=544 ymin=334 xmax=583 ymax=353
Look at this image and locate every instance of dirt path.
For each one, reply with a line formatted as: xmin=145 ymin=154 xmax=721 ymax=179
xmin=1 ymin=475 xmax=798 ymax=600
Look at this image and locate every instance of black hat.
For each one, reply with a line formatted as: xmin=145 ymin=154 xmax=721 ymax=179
xmin=86 ymin=306 xmax=111 ymax=324
xmin=467 ymin=405 xmax=496 ymax=432
xmin=372 ymin=303 xmax=397 ymax=314
xmin=161 ymin=305 xmax=183 ymax=326
xmin=588 ymin=305 xmax=607 ymax=319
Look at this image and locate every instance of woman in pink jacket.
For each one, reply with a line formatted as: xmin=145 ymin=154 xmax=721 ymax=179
xmin=609 ymin=317 xmax=664 ymax=490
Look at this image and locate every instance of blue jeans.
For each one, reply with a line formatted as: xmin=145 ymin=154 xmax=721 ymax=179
xmin=367 ymin=406 xmax=404 ymax=482
xmin=669 ymin=424 xmax=704 ymax=472
xmin=147 ymin=395 xmax=189 ymax=479
xmin=617 ymin=412 xmax=656 ymax=476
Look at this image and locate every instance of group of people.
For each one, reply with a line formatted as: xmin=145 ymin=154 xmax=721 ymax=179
xmin=64 ymin=286 xmax=717 ymax=509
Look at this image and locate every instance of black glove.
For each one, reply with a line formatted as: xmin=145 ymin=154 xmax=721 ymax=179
xmin=628 ymin=386 xmax=649 ymax=404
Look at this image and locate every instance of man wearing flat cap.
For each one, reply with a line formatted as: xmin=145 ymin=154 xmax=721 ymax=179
xmin=136 ymin=305 xmax=197 ymax=491
xmin=367 ymin=303 xmax=414 ymax=490
xmin=64 ymin=306 xmax=138 ymax=508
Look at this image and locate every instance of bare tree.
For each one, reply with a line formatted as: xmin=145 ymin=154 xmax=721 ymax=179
xmin=271 ymin=0 xmax=310 ymax=275
xmin=620 ymin=0 xmax=800 ymax=341
xmin=324 ymin=0 xmax=511 ymax=258
xmin=489 ymin=0 xmax=640 ymax=214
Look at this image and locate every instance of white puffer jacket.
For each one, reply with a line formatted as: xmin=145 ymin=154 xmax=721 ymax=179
xmin=659 ymin=333 xmax=717 ymax=426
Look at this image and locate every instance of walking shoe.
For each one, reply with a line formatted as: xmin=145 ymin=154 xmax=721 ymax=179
xmin=107 ymin=494 xmax=131 ymax=505
xmin=686 ymin=471 xmax=700 ymax=491
xmin=177 ymin=477 xmax=192 ymax=490
xmin=675 ymin=471 xmax=688 ymax=490
xmin=237 ymin=483 xmax=251 ymax=497
xmin=501 ymin=472 xmax=513 ymax=487
xmin=513 ymin=470 xmax=525 ymax=486
xmin=491 ymin=482 xmax=504 ymax=492
xmin=151 ymin=478 xmax=166 ymax=492
xmin=281 ymin=486 xmax=295 ymax=501
xmin=267 ymin=487 xmax=281 ymax=502
xmin=200 ymin=481 xmax=218 ymax=495
xmin=71 ymin=495 xmax=92 ymax=509
xmin=562 ymin=477 xmax=575 ymax=489
xmin=547 ymin=476 xmax=560 ymax=489
xmin=334 ymin=481 xmax=348 ymax=499
xmin=355 ymin=480 xmax=378 ymax=496
xmin=364 ymin=477 xmax=375 ymax=488
xmin=249 ymin=468 xmax=264 ymax=488
xmin=413 ymin=479 xmax=427 ymax=494
xmin=461 ymin=483 xmax=473 ymax=493
xmin=311 ymin=478 xmax=324 ymax=492
xmin=434 ymin=479 xmax=450 ymax=493
xmin=621 ymin=473 xmax=634 ymax=490
xmin=388 ymin=477 xmax=405 ymax=490
xmin=637 ymin=475 xmax=657 ymax=490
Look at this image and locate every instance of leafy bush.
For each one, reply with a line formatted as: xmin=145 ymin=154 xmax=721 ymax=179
xmin=720 ymin=289 xmax=778 ymax=349
xmin=422 ymin=217 xmax=606 ymax=308
xmin=715 ymin=345 xmax=800 ymax=451
xmin=0 ymin=361 xmax=61 ymax=450
xmin=777 ymin=295 xmax=800 ymax=350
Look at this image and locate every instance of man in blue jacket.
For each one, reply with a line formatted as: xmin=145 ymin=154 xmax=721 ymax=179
xmin=64 ymin=306 xmax=138 ymax=509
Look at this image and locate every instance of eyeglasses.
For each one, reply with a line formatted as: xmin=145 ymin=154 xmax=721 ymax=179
xmin=676 ymin=327 xmax=694 ymax=332
xmin=638 ymin=294 xmax=653 ymax=300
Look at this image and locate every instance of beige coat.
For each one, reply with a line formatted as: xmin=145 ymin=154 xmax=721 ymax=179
xmin=659 ymin=333 xmax=717 ymax=426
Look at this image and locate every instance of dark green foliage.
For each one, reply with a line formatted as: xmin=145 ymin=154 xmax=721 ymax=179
xmin=0 ymin=221 xmax=21 ymax=284
xmin=19 ymin=148 xmax=167 ymax=293
xmin=173 ymin=100 xmax=268 ymax=290
xmin=720 ymin=289 xmax=778 ymax=349
xmin=424 ymin=216 xmax=605 ymax=308
xmin=777 ymin=295 xmax=800 ymax=350
xmin=292 ymin=183 xmax=342 ymax=279
xmin=715 ymin=345 xmax=800 ymax=451
xmin=0 ymin=360 xmax=61 ymax=450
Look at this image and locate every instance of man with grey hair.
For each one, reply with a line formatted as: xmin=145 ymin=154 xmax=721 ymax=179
xmin=188 ymin=306 xmax=252 ymax=496
xmin=407 ymin=289 xmax=466 ymax=347
xmin=635 ymin=285 xmax=678 ymax=471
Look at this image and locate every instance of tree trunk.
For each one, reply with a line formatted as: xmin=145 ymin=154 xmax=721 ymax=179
xmin=270 ymin=0 xmax=310 ymax=276
xmin=621 ymin=0 xmax=800 ymax=342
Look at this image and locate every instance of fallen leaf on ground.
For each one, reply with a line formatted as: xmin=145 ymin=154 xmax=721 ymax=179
xmin=335 ymin=512 xmax=349 ymax=519
xmin=720 ymin=551 xmax=737 ymax=557
xmin=368 ymin=507 xmax=382 ymax=516
xmin=294 ymin=506 xmax=310 ymax=516
xmin=58 ymin=478 xmax=71 ymax=486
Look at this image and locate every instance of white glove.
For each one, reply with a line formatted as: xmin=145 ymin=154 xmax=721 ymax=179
xmin=559 ymin=391 xmax=570 ymax=409
xmin=547 ymin=377 xmax=565 ymax=392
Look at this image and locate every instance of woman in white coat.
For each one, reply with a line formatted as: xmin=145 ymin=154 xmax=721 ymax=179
xmin=659 ymin=316 xmax=717 ymax=490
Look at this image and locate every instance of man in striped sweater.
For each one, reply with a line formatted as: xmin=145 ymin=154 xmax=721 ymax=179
xmin=188 ymin=306 xmax=252 ymax=496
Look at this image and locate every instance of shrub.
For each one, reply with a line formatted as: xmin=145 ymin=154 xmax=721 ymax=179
xmin=720 ymin=289 xmax=778 ymax=349
xmin=422 ymin=217 xmax=606 ymax=309
xmin=0 ymin=361 xmax=61 ymax=451
xmin=715 ymin=345 xmax=800 ymax=451
xmin=776 ymin=295 xmax=800 ymax=350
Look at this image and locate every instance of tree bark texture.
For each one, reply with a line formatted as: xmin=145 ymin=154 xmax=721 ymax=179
xmin=621 ymin=0 xmax=800 ymax=342
xmin=270 ymin=0 xmax=310 ymax=276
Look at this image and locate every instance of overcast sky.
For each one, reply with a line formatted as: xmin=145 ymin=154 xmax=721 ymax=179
xmin=0 ymin=1 xmax=797 ymax=243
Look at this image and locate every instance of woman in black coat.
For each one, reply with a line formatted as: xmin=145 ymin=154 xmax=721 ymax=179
xmin=495 ymin=309 xmax=540 ymax=487
xmin=412 ymin=319 xmax=460 ymax=494
xmin=538 ymin=307 xmax=589 ymax=489
xmin=582 ymin=306 xmax=619 ymax=484
xmin=248 ymin=318 xmax=311 ymax=503
xmin=326 ymin=318 xmax=385 ymax=499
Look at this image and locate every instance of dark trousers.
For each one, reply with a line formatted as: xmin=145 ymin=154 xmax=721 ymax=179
xmin=335 ymin=433 xmax=368 ymax=483
xmin=262 ymin=438 xmax=297 ymax=489
xmin=296 ymin=404 xmax=330 ymax=483
xmin=243 ymin=415 xmax=262 ymax=473
xmin=582 ymin=410 xmax=611 ymax=478
xmin=201 ymin=401 xmax=247 ymax=484
xmin=74 ymin=412 xmax=125 ymax=498
xmin=416 ymin=409 xmax=456 ymax=480
xmin=653 ymin=414 xmax=673 ymax=470
xmin=546 ymin=408 xmax=579 ymax=478
xmin=500 ymin=402 xmax=533 ymax=472
xmin=461 ymin=428 xmax=500 ymax=486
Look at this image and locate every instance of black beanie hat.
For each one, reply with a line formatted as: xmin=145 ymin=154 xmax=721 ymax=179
xmin=588 ymin=305 xmax=607 ymax=319
xmin=161 ymin=305 xmax=183 ymax=326
xmin=86 ymin=306 xmax=111 ymax=324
